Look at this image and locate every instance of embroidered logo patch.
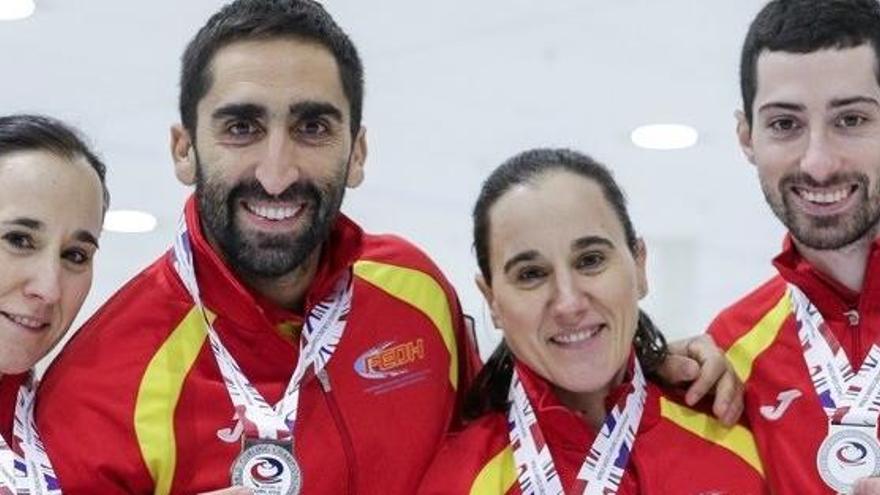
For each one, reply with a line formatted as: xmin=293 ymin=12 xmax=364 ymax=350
xmin=354 ymin=339 xmax=430 ymax=394
xmin=355 ymin=339 xmax=425 ymax=379
xmin=760 ymin=389 xmax=803 ymax=421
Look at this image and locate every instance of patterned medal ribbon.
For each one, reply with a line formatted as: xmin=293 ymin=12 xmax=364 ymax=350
xmin=789 ymin=284 xmax=880 ymax=424
xmin=171 ymin=215 xmax=353 ymax=441
xmin=0 ymin=425 xmax=13 ymax=495
xmin=0 ymin=373 xmax=61 ymax=495
xmin=507 ymin=357 xmax=647 ymax=495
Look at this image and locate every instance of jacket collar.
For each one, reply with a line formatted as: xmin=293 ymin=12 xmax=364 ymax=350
xmin=513 ymin=353 xmax=660 ymax=452
xmin=772 ymin=234 xmax=880 ymax=315
xmin=182 ymin=195 xmax=364 ymax=332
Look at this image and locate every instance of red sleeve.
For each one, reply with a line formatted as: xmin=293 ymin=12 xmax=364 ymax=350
xmin=707 ymin=312 xmax=735 ymax=351
xmin=37 ymin=366 xmax=154 ymax=494
xmin=707 ymin=276 xmax=788 ymax=351
xmin=35 ymin=258 xmax=180 ymax=494
xmin=359 ymin=233 xmax=483 ymax=428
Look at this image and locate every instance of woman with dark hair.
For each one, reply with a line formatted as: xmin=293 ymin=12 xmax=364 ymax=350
xmin=0 ymin=114 xmax=108 ymax=494
xmin=419 ymin=148 xmax=766 ymax=494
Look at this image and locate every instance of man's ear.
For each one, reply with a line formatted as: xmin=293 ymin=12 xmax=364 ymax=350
xmin=476 ymin=274 xmax=503 ymax=329
xmin=346 ymin=126 xmax=367 ymax=188
xmin=735 ymin=110 xmax=756 ymax=166
xmin=171 ymin=124 xmax=197 ymax=186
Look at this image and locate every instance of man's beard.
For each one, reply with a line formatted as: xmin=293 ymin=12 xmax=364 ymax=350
xmin=762 ymin=171 xmax=880 ymax=250
xmin=195 ymin=161 xmax=348 ymax=279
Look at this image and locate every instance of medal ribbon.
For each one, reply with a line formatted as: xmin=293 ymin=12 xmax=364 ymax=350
xmin=0 ymin=429 xmax=13 ymax=495
xmin=789 ymin=284 xmax=880 ymax=426
xmin=171 ymin=215 xmax=352 ymax=441
xmin=507 ymin=358 xmax=647 ymax=495
xmin=0 ymin=373 xmax=61 ymax=494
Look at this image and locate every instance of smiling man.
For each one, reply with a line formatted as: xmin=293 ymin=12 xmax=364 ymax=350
xmin=708 ymin=0 xmax=880 ymax=493
xmin=33 ymin=1 xmax=477 ymax=493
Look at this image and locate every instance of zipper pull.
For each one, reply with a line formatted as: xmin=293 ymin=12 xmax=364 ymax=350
xmin=317 ymin=369 xmax=332 ymax=391
xmin=844 ymin=309 xmax=860 ymax=327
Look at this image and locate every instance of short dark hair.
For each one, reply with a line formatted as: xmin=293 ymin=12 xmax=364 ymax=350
xmin=740 ymin=0 xmax=880 ymax=125
xmin=0 ymin=114 xmax=110 ymax=210
xmin=179 ymin=0 xmax=364 ymax=138
xmin=465 ymin=148 xmax=666 ymax=420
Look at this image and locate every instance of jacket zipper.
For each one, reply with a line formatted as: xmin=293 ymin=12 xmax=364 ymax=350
xmin=317 ymin=369 xmax=358 ymax=495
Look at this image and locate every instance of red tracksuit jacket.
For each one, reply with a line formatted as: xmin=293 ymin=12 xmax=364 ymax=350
xmin=35 ymin=196 xmax=477 ymax=494
xmin=419 ymin=360 xmax=767 ymax=494
xmin=710 ymin=237 xmax=880 ymax=494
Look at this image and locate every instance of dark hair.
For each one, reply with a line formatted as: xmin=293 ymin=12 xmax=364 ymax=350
xmin=0 ymin=114 xmax=110 ymax=210
xmin=473 ymin=148 xmax=637 ymax=285
xmin=179 ymin=0 xmax=364 ymax=139
xmin=465 ymin=147 xmax=667 ymax=420
xmin=740 ymin=0 xmax=880 ymax=125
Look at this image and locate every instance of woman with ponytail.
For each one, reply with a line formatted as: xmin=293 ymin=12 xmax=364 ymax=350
xmin=419 ymin=148 xmax=766 ymax=494
xmin=0 ymin=114 xmax=108 ymax=494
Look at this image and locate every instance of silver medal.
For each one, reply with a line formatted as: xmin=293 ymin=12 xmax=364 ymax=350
xmin=231 ymin=442 xmax=301 ymax=495
xmin=817 ymin=426 xmax=880 ymax=493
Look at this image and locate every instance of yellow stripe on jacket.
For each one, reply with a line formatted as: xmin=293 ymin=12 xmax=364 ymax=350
xmin=725 ymin=290 xmax=791 ymax=383
xmin=470 ymin=446 xmax=516 ymax=495
xmin=134 ymin=307 xmax=210 ymax=495
xmin=660 ymin=397 xmax=765 ymax=477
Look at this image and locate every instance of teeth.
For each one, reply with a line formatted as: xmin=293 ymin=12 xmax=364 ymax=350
xmin=247 ymin=203 xmax=299 ymax=221
xmin=552 ymin=326 xmax=601 ymax=344
xmin=799 ymin=187 xmax=850 ymax=205
xmin=5 ymin=313 xmax=44 ymax=329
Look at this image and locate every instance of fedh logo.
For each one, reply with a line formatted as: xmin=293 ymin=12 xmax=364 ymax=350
xmin=355 ymin=339 xmax=425 ymax=379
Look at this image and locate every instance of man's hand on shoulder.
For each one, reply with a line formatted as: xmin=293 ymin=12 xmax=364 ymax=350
xmin=657 ymin=334 xmax=743 ymax=427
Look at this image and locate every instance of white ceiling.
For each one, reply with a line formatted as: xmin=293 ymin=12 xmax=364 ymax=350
xmin=1 ymin=0 xmax=783 ymax=360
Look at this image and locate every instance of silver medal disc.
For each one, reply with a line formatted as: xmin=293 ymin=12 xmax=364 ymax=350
xmin=231 ymin=442 xmax=302 ymax=495
xmin=818 ymin=427 xmax=880 ymax=493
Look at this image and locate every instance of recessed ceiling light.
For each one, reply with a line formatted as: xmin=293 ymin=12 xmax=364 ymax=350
xmin=103 ymin=210 xmax=158 ymax=234
xmin=630 ymin=124 xmax=699 ymax=150
xmin=0 ymin=0 xmax=35 ymax=21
